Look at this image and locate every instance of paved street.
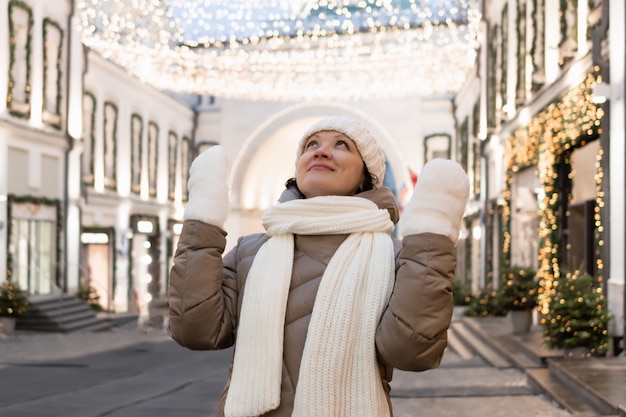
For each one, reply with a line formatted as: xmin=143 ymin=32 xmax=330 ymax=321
xmin=0 ymin=315 xmax=573 ymax=417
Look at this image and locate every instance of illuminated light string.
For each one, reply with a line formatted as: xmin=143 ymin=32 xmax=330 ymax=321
xmin=75 ymin=0 xmax=481 ymax=100
xmin=501 ymin=71 xmax=605 ymax=316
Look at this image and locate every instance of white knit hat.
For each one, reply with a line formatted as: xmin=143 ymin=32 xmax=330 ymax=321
xmin=297 ymin=116 xmax=386 ymax=188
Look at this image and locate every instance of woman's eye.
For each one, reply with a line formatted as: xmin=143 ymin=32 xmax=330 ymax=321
xmin=336 ymin=140 xmax=348 ymax=148
xmin=305 ymin=140 xmax=317 ymax=150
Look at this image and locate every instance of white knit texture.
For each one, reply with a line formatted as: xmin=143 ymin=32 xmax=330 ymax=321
xmin=292 ymin=231 xmax=394 ymax=417
xmin=224 ymin=196 xmax=395 ymax=417
xmin=398 ymin=159 xmax=469 ymax=244
xmin=183 ymin=145 xmax=230 ymax=228
xmin=224 ymin=234 xmax=293 ymax=416
xmin=297 ymin=116 xmax=386 ymax=188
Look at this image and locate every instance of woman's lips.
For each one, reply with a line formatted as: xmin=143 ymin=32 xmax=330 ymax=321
xmin=308 ymin=164 xmax=334 ymax=171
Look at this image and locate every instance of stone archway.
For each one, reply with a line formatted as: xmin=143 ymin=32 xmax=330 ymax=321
xmin=229 ymin=103 xmax=411 ymax=211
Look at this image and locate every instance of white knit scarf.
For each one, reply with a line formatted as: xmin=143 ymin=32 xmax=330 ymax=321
xmin=224 ymin=196 xmax=396 ymax=417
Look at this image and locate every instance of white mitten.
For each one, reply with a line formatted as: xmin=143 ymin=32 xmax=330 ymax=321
xmin=398 ymin=159 xmax=470 ymax=244
xmin=184 ymin=145 xmax=230 ymax=228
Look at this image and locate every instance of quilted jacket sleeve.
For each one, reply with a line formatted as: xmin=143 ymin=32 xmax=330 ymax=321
xmin=375 ymin=232 xmax=456 ymax=371
xmin=168 ymin=219 xmax=240 ymax=350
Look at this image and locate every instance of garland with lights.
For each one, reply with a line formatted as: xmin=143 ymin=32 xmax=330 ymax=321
xmin=0 ymin=279 xmax=29 ymax=317
xmin=42 ymin=17 xmax=64 ymax=129
xmin=559 ymin=0 xmax=577 ymax=68
xmin=502 ymin=70 xmax=605 ymax=316
xmin=530 ymin=0 xmax=544 ymax=92
xmin=75 ymin=0 xmax=481 ymax=100
xmin=7 ymin=0 xmax=33 ymax=118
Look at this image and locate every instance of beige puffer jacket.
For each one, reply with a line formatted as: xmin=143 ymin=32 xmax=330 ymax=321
xmin=168 ymin=186 xmax=456 ymax=417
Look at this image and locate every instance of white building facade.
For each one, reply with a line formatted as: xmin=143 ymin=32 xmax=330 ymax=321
xmin=453 ymin=0 xmax=624 ymax=348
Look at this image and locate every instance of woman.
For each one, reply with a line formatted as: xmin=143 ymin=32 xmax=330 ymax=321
xmin=168 ymin=116 xmax=469 ymax=417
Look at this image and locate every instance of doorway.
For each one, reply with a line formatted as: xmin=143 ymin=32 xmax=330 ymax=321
xmin=80 ymin=228 xmax=114 ymax=311
xmin=8 ymin=200 xmax=58 ymax=295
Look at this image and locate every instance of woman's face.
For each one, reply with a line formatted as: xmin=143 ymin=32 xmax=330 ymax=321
xmin=295 ymin=130 xmax=366 ymax=198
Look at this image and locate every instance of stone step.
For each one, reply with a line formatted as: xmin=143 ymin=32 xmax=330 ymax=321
xmin=17 ymin=294 xmax=111 ymax=333
xmin=547 ymin=358 xmax=626 ymax=417
xmin=461 ymin=317 xmax=541 ymax=369
xmin=449 ymin=321 xmax=513 ymax=368
xmin=453 ymin=313 xmax=626 ymax=417
xmin=447 ymin=322 xmax=476 ymax=360
xmin=526 ymin=367 xmax=600 ymax=415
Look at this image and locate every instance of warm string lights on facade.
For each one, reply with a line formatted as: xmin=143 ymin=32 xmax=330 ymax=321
xmin=75 ymin=0 xmax=481 ymax=100
xmin=502 ymin=70 xmax=605 ymax=316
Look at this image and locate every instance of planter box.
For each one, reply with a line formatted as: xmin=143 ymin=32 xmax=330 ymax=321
xmin=509 ymin=309 xmax=533 ymax=334
xmin=0 ymin=316 xmax=17 ymax=335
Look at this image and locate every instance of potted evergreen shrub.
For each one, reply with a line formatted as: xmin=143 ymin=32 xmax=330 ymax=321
xmin=542 ymin=269 xmax=611 ymax=358
xmin=463 ymin=284 xmax=509 ymax=317
xmin=501 ymin=265 xmax=538 ymax=334
xmin=77 ymin=281 xmax=104 ymax=312
xmin=0 ymin=279 xmax=29 ymax=334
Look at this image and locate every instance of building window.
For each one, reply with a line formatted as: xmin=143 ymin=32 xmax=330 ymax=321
xmin=82 ymin=93 xmax=96 ymax=185
xmin=424 ymin=134 xmax=451 ymax=162
xmin=168 ymin=131 xmax=178 ymax=200
xmin=131 ymin=114 xmax=143 ymax=194
xmin=7 ymin=1 xmax=33 ymax=118
xmin=103 ymin=102 xmax=118 ymax=190
xmin=42 ymin=18 xmax=63 ymax=128
xmin=148 ymin=122 xmax=159 ymax=198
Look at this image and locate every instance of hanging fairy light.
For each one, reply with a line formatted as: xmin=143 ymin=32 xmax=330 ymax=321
xmin=75 ymin=0 xmax=481 ymax=101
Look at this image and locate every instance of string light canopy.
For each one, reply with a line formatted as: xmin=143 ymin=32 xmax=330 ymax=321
xmin=76 ymin=0 xmax=481 ymax=101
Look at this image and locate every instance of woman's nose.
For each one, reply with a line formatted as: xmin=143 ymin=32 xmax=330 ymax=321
xmin=313 ymin=145 xmax=331 ymax=158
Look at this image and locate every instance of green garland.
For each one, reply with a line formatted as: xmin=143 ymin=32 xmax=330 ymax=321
xmin=500 ymin=5 xmax=508 ymax=115
xmin=471 ymin=100 xmax=480 ymax=198
xmin=42 ymin=18 xmax=64 ymax=129
xmin=181 ymin=136 xmax=191 ymax=201
xmin=488 ymin=24 xmax=498 ymax=128
xmin=6 ymin=194 xmax=63 ymax=289
xmin=83 ymin=92 xmax=97 ymax=186
xmin=459 ymin=117 xmax=469 ymax=171
xmin=530 ymin=0 xmax=544 ymax=91
xmin=7 ymin=0 xmax=33 ymax=118
xmin=515 ymin=1 xmax=526 ymax=97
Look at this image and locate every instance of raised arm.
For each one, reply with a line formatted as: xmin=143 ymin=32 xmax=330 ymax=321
xmin=376 ymin=159 xmax=470 ymax=371
xmin=168 ymin=146 xmax=238 ymax=350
